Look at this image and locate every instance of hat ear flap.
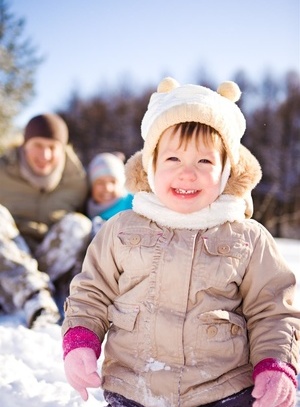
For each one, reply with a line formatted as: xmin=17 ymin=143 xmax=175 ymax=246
xmin=125 ymin=150 xmax=151 ymax=193
xmin=223 ymin=145 xmax=262 ymax=197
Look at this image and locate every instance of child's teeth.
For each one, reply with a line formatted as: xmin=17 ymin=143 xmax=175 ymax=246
xmin=176 ymin=189 xmax=196 ymax=194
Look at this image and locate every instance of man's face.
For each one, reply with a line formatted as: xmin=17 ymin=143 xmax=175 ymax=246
xmin=23 ymin=137 xmax=65 ymax=176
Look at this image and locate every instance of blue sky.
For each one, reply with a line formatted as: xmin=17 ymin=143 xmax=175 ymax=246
xmin=9 ymin=0 xmax=300 ymax=128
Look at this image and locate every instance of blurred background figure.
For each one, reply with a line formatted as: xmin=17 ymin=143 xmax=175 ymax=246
xmin=87 ymin=152 xmax=133 ymax=237
xmin=0 ymin=113 xmax=91 ymax=327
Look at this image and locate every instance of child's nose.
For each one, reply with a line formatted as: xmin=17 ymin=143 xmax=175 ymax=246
xmin=105 ymin=182 xmax=115 ymax=192
xmin=179 ymin=165 xmax=197 ymax=180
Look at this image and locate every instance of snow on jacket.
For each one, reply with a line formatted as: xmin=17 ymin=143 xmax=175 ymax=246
xmin=0 ymin=145 xmax=88 ymax=250
xmin=62 ymin=196 xmax=300 ymax=406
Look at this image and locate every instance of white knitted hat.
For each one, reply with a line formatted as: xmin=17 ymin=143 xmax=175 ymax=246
xmin=88 ymin=153 xmax=126 ymax=185
xmin=141 ymin=77 xmax=246 ymax=173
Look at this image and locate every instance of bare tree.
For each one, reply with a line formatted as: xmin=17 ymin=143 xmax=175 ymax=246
xmin=0 ymin=0 xmax=41 ymax=148
xmin=246 ymin=71 xmax=300 ymax=238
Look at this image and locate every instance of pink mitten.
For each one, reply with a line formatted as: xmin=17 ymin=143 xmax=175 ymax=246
xmin=252 ymin=359 xmax=297 ymax=407
xmin=64 ymin=347 xmax=101 ymax=401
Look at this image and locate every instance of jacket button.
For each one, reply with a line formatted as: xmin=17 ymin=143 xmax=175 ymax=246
xmin=217 ymin=244 xmax=230 ymax=254
xmin=130 ymin=235 xmax=141 ymax=245
xmin=207 ymin=325 xmax=218 ymax=337
xmin=231 ymin=324 xmax=240 ymax=335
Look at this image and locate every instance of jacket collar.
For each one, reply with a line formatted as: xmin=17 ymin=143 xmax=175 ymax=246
xmin=133 ymin=192 xmax=246 ymax=230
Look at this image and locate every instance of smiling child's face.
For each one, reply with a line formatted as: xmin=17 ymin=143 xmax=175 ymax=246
xmin=91 ymin=175 xmax=124 ymax=204
xmin=153 ymin=125 xmax=224 ymax=214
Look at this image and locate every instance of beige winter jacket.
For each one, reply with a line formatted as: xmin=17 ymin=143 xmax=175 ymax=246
xmin=63 ymin=205 xmax=300 ymax=406
xmin=62 ymin=147 xmax=300 ymax=406
xmin=0 ymin=145 xmax=88 ymax=250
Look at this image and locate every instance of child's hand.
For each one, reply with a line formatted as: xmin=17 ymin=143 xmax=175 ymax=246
xmin=252 ymin=369 xmax=296 ymax=407
xmin=64 ymin=347 xmax=102 ymax=401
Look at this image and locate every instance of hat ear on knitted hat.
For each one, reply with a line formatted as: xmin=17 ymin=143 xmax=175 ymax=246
xmin=24 ymin=113 xmax=69 ymax=145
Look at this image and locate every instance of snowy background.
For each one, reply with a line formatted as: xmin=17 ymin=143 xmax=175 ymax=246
xmin=0 ymin=238 xmax=299 ymax=407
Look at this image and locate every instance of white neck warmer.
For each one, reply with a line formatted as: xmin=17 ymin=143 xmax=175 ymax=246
xmin=133 ymin=192 xmax=246 ymax=230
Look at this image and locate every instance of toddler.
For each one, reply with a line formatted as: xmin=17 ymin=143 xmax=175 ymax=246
xmin=62 ymin=78 xmax=300 ymax=407
xmin=87 ymin=152 xmax=133 ymax=236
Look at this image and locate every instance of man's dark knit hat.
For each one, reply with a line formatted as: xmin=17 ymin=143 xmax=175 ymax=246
xmin=24 ymin=113 xmax=69 ymax=145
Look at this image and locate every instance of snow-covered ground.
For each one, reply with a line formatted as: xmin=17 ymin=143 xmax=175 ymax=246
xmin=0 ymin=238 xmax=299 ymax=407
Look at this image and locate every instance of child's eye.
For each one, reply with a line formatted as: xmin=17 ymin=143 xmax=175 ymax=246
xmin=199 ymin=159 xmax=212 ymax=164
xmin=167 ymin=156 xmax=179 ymax=162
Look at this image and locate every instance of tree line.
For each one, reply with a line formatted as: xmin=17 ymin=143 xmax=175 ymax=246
xmin=0 ymin=0 xmax=299 ymax=239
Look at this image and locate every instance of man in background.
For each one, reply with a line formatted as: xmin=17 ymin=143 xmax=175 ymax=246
xmin=0 ymin=113 xmax=91 ymax=328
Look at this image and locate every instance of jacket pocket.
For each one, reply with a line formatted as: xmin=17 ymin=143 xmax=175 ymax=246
xmin=188 ymin=310 xmax=249 ymax=379
xmin=108 ymin=302 xmax=140 ymax=331
xmin=105 ymin=302 xmax=148 ymax=372
xmin=117 ymin=230 xmax=162 ymax=248
xmin=203 ymin=237 xmax=249 ymax=260
xmin=117 ymin=230 xmax=163 ymax=290
xmin=194 ymin=237 xmax=250 ymax=290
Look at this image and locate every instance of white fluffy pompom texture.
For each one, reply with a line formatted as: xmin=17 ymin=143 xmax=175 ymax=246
xmin=157 ymin=77 xmax=242 ymax=104
xmin=217 ymin=81 xmax=241 ymax=102
xmin=157 ymin=77 xmax=180 ymax=93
